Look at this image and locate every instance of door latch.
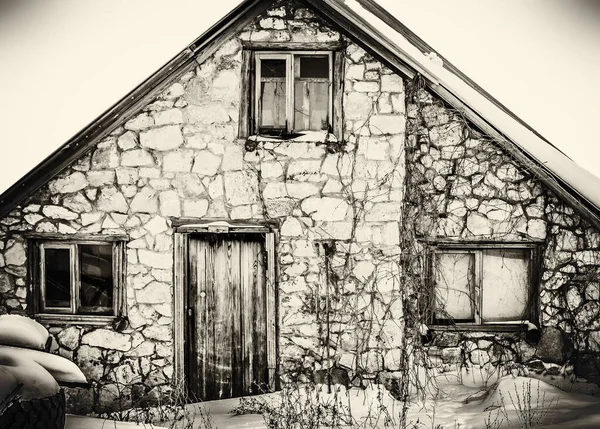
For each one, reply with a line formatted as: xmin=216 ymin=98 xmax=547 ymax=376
xmin=187 ymin=307 xmax=193 ymax=317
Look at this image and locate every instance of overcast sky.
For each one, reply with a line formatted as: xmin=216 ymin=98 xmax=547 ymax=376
xmin=0 ymin=0 xmax=599 ymax=194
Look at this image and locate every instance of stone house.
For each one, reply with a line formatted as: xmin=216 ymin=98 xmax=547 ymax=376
xmin=1 ymin=0 xmax=600 ymax=413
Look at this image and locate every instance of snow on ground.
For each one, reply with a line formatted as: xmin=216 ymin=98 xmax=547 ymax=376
xmin=160 ymin=375 xmax=600 ymax=429
xmin=66 ymin=414 xmax=167 ymax=428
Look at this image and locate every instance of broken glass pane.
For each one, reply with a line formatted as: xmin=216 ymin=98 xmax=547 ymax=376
xmin=482 ymin=249 xmax=529 ymax=322
xmin=80 ymin=244 xmax=113 ymax=312
xmin=435 ymin=252 xmax=475 ymax=320
xmin=299 ymin=56 xmax=329 ymax=78
xmin=44 ymin=248 xmax=71 ymax=308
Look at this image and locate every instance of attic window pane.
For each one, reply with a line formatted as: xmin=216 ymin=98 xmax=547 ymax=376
xmin=259 ymin=58 xmax=287 ymax=129
xmin=295 ymin=55 xmax=329 ymax=131
xmin=261 ymin=59 xmax=286 ymax=78
xmin=299 ymin=56 xmax=329 ymax=78
xmin=434 ymin=253 xmax=475 ymax=320
xmin=482 ymin=249 xmax=529 ymax=322
xmin=44 ymin=248 xmax=71 ymax=308
xmin=79 ymin=244 xmax=113 ymax=313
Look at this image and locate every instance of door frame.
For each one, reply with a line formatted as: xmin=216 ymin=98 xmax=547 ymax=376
xmin=172 ymin=219 xmax=278 ymax=396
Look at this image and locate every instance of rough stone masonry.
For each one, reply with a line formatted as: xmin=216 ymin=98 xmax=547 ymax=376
xmin=0 ymin=0 xmax=598 ymax=414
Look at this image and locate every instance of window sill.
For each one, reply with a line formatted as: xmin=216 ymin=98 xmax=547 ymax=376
xmin=430 ymin=322 xmax=529 ymax=333
xmin=35 ymin=313 xmax=118 ymax=326
xmin=247 ymin=130 xmax=338 ymax=143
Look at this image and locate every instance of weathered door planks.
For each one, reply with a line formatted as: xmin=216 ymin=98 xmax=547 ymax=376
xmin=188 ymin=233 xmax=270 ymax=400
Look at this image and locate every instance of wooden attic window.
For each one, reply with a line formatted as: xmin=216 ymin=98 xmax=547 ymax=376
xmin=238 ymin=47 xmax=344 ymax=140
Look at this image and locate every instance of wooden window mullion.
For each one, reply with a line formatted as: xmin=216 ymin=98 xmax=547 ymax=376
xmin=72 ymin=243 xmax=80 ymax=314
xmin=474 ymin=250 xmax=482 ymax=324
xmin=286 ymin=54 xmax=294 ymax=133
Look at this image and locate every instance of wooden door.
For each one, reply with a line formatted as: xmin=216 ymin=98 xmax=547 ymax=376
xmin=187 ymin=234 xmax=269 ymax=400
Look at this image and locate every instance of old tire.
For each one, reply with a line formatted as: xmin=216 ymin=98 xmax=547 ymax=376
xmin=0 ymin=389 xmax=66 ymax=429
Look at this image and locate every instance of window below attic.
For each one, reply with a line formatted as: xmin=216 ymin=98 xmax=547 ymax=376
xmin=428 ymin=243 xmax=540 ymax=330
xmin=28 ymin=235 xmax=126 ymax=324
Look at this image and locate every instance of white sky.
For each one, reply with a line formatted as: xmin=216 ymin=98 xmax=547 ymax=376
xmin=0 ymin=0 xmax=599 ymax=194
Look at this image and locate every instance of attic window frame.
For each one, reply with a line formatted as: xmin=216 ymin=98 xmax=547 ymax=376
xmin=254 ymin=51 xmax=333 ymax=136
xmin=238 ymin=45 xmax=344 ymax=140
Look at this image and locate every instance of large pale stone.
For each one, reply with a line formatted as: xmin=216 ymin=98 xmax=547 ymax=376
xmin=281 ymin=218 xmax=303 ymax=237
xmin=365 ymin=202 xmax=400 ymax=222
xmin=87 ymin=170 xmax=115 ymax=187
xmin=145 ymin=216 xmax=168 ymax=236
xmin=192 ymin=151 xmax=221 ymax=176
xmin=208 ymin=176 xmax=224 ymax=199
xmin=76 ymin=346 xmax=104 ymax=380
xmin=81 ymin=212 xmax=103 ymax=226
xmin=4 ymin=242 xmax=26 ymax=266
xmin=186 ymin=105 xmax=230 ymax=125
xmin=261 ymin=162 xmax=284 ymax=178
xmin=82 ymin=329 xmax=131 ymax=352
xmin=163 ymin=150 xmax=194 ymax=172
xmin=92 ymin=144 xmax=119 ymax=169
xmin=527 ymin=219 xmax=547 ymax=239
xmin=353 ymin=261 xmax=375 ymax=281
xmin=63 ymin=193 xmax=93 ymax=213
xmin=345 ymin=93 xmax=373 ymax=120
xmin=287 ymin=160 xmax=322 ymax=179
xmin=301 ymin=197 xmax=349 ymax=221
xmin=136 ymin=281 xmax=171 ymax=304
xmin=369 ymin=115 xmax=405 ymax=135
xmin=42 ymin=205 xmax=78 ymax=220
xmin=159 ymin=190 xmax=181 ymax=217
xmin=263 ymin=183 xmax=319 ymax=200
xmin=295 ymin=240 xmax=317 ymax=257
xmin=381 ymin=74 xmax=404 ymax=93
xmin=358 ymin=138 xmax=389 ymax=161
xmin=182 ymin=200 xmax=209 ymax=217
xmin=172 ymin=173 xmax=206 ymax=197
xmin=125 ymin=113 xmax=154 ymax=131
xmin=143 ymin=325 xmax=171 ymax=341
xmin=221 ymin=145 xmax=244 ymax=171
xmin=354 ymin=81 xmax=379 ymax=92
xmin=153 ymin=108 xmax=183 ymax=126
xmin=138 ymin=250 xmax=172 ymax=269
xmin=318 ymin=222 xmax=353 ymax=240
xmin=117 ymin=131 xmax=137 ymax=150
xmin=140 ymin=126 xmax=184 ymax=151
xmin=130 ymin=188 xmax=158 ymax=213
xmin=50 ymin=172 xmax=88 ymax=194
xmin=224 ymin=171 xmax=257 ymax=206
xmin=116 ymin=167 xmax=139 ymax=185
xmin=121 ymin=149 xmax=155 ymax=167
xmin=209 ymin=70 xmax=240 ymax=102
xmin=57 ymin=326 xmax=80 ymax=350
xmin=466 ymin=213 xmax=492 ymax=236
xmin=24 ymin=214 xmax=43 ymax=225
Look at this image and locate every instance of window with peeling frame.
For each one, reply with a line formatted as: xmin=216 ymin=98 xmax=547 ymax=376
xmin=254 ymin=51 xmax=333 ymax=136
xmin=430 ymin=245 xmax=539 ymax=326
xmin=29 ymin=239 xmax=125 ymax=319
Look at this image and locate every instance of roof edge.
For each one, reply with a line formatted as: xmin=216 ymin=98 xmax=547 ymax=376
xmin=0 ymin=0 xmax=272 ymax=219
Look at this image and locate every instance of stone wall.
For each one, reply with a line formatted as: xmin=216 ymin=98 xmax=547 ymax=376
xmin=404 ymin=86 xmax=600 ymax=383
xmin=0 ymin=1 xmax=407 ymax=412
xmin=1 ymin=0 xmax=600 ymax=415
